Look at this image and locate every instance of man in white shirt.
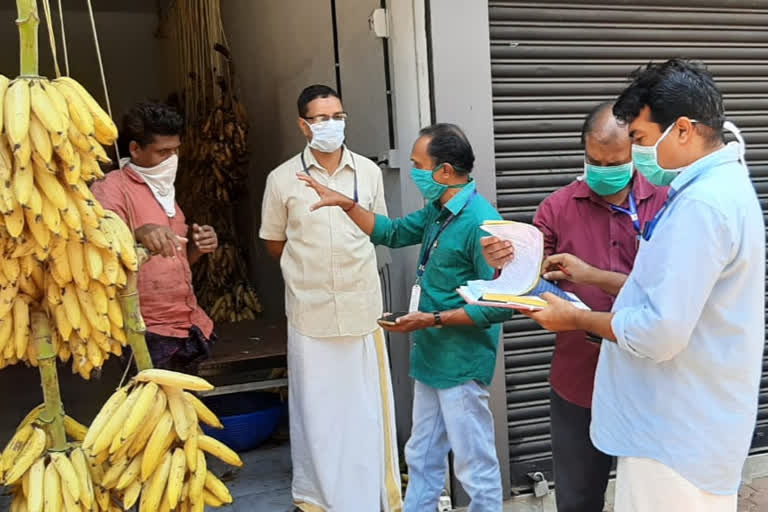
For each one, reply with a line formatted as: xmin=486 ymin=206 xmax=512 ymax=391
xmin=519 ymin=59 xmax=764 ymax=511
xmin=260 ymin=84 xmax=402 ymax=512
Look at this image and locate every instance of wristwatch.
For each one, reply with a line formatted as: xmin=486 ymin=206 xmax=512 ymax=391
xmin=432 ymin=311 xmax=443 ymax=328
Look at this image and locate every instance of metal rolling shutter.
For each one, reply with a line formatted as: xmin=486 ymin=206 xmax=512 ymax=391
xmin=489 ymin=0 xmax=768 ymax=489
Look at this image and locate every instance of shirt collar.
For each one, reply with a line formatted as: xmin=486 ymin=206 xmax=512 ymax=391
xmin=302 ymin=144 xmax=356 ymax=174
xmin=122 ymin=164 xmax=147 ymax=184
xmin=444 ymin=179 xmax=477 ymax=215
xmin=669 ymin=142 xmax=743 ymax=193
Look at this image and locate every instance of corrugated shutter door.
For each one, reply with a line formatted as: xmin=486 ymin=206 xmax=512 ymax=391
xmin=489 ymin=0 xmax=768 ymax=489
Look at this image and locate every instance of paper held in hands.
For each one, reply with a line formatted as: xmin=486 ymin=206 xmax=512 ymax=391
xmin=457 ymin=220 xmax=590 ymax=311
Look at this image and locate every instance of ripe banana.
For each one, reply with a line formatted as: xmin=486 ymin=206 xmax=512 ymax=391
xmin=51 ymin=81 xmax=94 ymax=137
xmin=69 ymin=448 xmax=94 ymax=510
xmin=83 ymin=386 xmax=128 ymax=451
xmin=4 ymin=427 xmax=46 ymax=484
xmin=56 ymin=77 xmax=118 ymax=145
xmin=198 ymin=435 xmax=243 ymax=467
xmin=165 ymin=385 xmax=193 ymax=442
xmin=26 ymin=457 xmax=45 ymax=512
xmin=92 ymin=385 xmax=143 ymax=455
xmin=43 ymin=459 xmax=62 ymax=512
xmin=121 ymin=382 xmax=159 ymax=442
xmin=29 ymin=80 xmax=65 ymax=136
xmin=140 ymin=409 xmax=174 ymax=482
xmin=184 ymin=392 xmax=224 ymax=429
xmin=134 ymin=369 xmax=214 ymax=391
xmin=0 ymin=74 xmax=8 ymax=134
xmin=50 ymin=452 xmax=81 ymax=505
xmin=5 ymin=79 xmax=31 ymax=147
xmin=62 ymin=416 xmax=87 ymax=442
xmin=167 ymin=448 xmax=187 ymax=509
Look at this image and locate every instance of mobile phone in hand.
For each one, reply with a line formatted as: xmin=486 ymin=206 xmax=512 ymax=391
xmin=378 ymin=312 xmax=409 ymax=326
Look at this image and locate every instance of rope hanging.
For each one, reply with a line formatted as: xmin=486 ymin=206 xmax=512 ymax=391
xmin=84 ymin=0 xmax=120 ymax=161
xmin=56 ymin=0 xmax=69 ymax=75
xmin=39 ymin=0 xmax=60 ymax=77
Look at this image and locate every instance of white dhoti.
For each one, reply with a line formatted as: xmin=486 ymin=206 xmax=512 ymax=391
xmin=614 ymin=457 xmax=737 ymax=512
xmin=288 ymin=325 xmax=402 ymax=512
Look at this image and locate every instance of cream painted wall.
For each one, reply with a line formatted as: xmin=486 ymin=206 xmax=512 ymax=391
xmin=221 ymin=0 xmax=337 ymax=318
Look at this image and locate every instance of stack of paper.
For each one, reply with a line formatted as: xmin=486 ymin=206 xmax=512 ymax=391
xmin=458 ymin=221 xmax=589 ymax=311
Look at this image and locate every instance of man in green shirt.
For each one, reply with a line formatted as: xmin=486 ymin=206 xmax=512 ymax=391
xmin=298 ymin=123 xmax=509 ymax=512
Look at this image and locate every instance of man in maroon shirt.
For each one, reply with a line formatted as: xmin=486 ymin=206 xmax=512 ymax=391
xmin=92 ymin=102 xmax=218 ymax=371
xmin=483 ymin=102 xmax=666 ymax=511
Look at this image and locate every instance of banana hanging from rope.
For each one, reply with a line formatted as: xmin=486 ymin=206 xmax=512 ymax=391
xmin=0 ymin=73 xmax=138 ymax=378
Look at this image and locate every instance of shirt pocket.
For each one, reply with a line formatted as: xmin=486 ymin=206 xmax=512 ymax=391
xmin=426 ymin=242 xmax=465 ymax=291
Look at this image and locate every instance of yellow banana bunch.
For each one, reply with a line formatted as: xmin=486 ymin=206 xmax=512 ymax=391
xmin=0 ymin=74 xmax=140 ymax=377
xmin=85 ymin=370 xmax=239 ymax=510
xmin=1 ymin=408 xmax=97 ymax=511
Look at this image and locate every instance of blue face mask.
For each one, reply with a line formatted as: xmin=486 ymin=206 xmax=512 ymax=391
xmin=409 ymin=165 xmax=464 ymax=201
xmin=632 ymin=120 xmax=696 ymax=186
xmin=584 ymin=161 xmax=634 ymax=196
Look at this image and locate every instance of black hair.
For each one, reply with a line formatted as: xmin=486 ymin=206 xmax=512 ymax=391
xmin=580 ymin=101 xmax=615 ymax=145
xmin=121 ymin=101 xmax=184 ymax=149
xmin=418 ymin=123 xmax=475 ymax=174
xmin=297 ymin=85 xmax=341 ymax=118
xmin=613 ymin=58 xmax=725 ymax=143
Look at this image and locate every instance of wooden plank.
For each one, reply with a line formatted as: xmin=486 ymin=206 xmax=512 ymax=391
xmin=198 ymin=378 xmax=289 ymax=397
xmin=201 ymin=319 xmax=287 ymax=369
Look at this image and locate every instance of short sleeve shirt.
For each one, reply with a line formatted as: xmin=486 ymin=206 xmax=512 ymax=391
xmin=259 ymin=146 xmax=387 ymax=338
xmin=91 ymin=167 xmax=214 ymax=339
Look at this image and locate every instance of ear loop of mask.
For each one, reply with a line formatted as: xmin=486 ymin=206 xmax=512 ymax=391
xmin=723 ymin=120 xmax=746 ymax=166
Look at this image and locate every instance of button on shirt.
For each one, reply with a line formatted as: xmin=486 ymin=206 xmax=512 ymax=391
xmin=592 ymin=143 xmax=765 ymax=494
xmin=91 ymin=167 xmax=214 ymax=339
xmin=371 ymin=182 xmax=510 ymax=389
xmin=259 ymin=146 xmax=387 ymax=338
xmin=534 ymin=172 xmax=666 ymax=407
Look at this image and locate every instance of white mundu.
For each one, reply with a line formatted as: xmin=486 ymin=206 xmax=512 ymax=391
xmin=260 ymin=146 xmax=402 ymax=512
xmin=614 ymin=457 xmax=737 ymax=512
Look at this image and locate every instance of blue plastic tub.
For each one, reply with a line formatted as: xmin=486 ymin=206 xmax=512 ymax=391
xmin=201 ymin=391 xmax=287 ymax=453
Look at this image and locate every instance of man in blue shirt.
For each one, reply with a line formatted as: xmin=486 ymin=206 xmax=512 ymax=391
xmin=522 ymin=59 xmax=764 ymax=510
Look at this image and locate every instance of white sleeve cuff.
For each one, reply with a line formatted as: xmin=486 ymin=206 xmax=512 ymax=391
xmin=258 ymin=228 xmax=287 ymax=241
xmin=612 ymin=308 xmax=645 ymax=358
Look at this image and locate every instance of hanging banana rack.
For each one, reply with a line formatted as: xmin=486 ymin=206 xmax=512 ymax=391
xmin=43 ymin=0 xmax=120 ymax=161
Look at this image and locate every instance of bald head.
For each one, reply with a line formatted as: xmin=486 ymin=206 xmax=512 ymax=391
xmin=582 ymin=102 xmax=632 ymax=167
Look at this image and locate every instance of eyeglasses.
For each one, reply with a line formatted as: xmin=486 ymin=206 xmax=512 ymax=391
xmin=303 ymin=112 xmax=349 ymax=123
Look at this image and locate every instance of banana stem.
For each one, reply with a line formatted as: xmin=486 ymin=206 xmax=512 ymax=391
xmin=16 ymin=0 xmax=40 ymax=76
xmin=32 ymin=311 xmax=67 ymax=451
xmin=118 ymin=270 xmax=154 ymax=371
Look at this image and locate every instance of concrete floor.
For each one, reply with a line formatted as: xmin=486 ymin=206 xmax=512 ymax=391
xmin=2 ymin=441 xmax=768 ymax=511
xmin=0 ymin=442 xmax=296 ymax=512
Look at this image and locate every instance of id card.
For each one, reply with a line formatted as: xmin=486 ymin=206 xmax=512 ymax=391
xmin=408 ymin=284 xmax=422 ymax=313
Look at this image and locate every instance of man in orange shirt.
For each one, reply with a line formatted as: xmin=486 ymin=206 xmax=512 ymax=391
xmin=92 ymin=101 xmax=218 ymax=371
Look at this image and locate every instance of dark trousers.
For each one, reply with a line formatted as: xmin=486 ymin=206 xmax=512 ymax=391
xmin=145 ymin=326 xmax=215 ymax=373
xmin=549 ymin=389 xmax=613 ymax=512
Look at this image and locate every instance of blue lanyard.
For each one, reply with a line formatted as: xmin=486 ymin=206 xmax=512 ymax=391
xmin=301 ymin=152 xmax=359 ymax=203
xmin=641 ymin=179 xmax=697 ymax=241
xmin=416 ymin=190 xmax=477 ymax=279
xmin=609 ymin=191 xmax=641 ymax=236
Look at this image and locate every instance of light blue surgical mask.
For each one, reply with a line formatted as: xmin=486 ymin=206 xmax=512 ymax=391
xmin=306 ymin=118 xmax=346 ymax=153
xmin=632 ymin=119 xmax=696 ymax=186
xmin=584 ymin=161 xmax=634 ymax=196
xmin=409 ymin=165 xmax=464 ymax=201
